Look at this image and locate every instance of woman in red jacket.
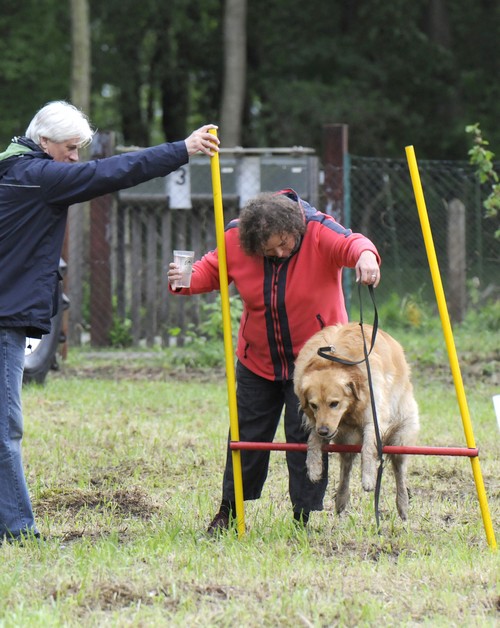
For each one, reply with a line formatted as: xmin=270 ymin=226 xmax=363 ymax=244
xmin=168 ymin=189 xmax=381 ymax=534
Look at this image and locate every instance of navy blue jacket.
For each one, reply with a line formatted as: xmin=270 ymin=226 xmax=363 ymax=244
xmin=0 ymin=136 xmax=188 ymax=336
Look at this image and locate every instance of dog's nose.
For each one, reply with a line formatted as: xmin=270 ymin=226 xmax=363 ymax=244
xmin=317 ymin=426 xmax=330 ymax=438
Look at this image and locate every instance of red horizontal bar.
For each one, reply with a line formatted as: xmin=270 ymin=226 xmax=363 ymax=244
xmin=230 ymin=441 xmax=479 ymax=457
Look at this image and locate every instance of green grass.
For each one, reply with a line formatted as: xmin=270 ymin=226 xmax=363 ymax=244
xmin=0 ymin=335 xmax=499 ymax=627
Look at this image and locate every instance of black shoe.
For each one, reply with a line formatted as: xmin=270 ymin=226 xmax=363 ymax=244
xmin=293 ymin=510 xmax=310 ymax=527
xmin=2 ymin=531 xmax=43 ymax=547
xmin=207 ymin=510 xmax=231 ymax=536
xmin=206 ymin=499 xmax=235 ymax=537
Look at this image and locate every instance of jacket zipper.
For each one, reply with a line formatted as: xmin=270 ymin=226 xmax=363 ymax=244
xmin=270 ymin=263 xmax=289 ymax=378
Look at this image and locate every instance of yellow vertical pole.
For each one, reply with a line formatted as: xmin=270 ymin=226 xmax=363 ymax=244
xmin=209 ymin=130 xmax=245 ymax=537
xmin=405 ymin=145 xmax=497 ymax=550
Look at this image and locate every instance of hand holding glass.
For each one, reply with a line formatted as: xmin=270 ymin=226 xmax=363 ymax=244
xmin=172 ymin=250 xmax=194 ymax=288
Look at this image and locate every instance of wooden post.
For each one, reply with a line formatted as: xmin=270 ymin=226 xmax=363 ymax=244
xmin=130 ymin=209 xmax=142 ymax=345
xmin=160 ymin=206 xmax=172 ymax=346
xmin=322 ymin=124 xmax=348 ymax=222
xmin=447 ymin=198 xmax=466 ymax=323
xmin=145 ymin=207 xmax=157 ymax=346
xmin=323 ymin=124 xmax=351 ymax=312
xmin=89 ymin=132 xmax=114 ymax=346
xmin=68 ymin=0 xmax=91 ymax=349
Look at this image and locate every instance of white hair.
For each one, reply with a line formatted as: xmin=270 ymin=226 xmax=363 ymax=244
xmin=25 ymin=100 xmax=95 ymax=148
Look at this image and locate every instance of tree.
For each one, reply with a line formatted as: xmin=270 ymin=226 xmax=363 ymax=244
xmin=467 ymin=123 xmax=500 ymax=239
xmin=243 ymin=0 xmax=500 ymax=158
xmin=67 ymin=0 xmax=92 ymax=346
xmin=1 ymin=0 xmax=499 ymax=159
xmin=219 ymin=0 xmax=247 ymax=146
xmin=89 ymin=0 xmax=222 ymax=145
xmin=0 ymin=0 xmax=71 ymax=146
xmin=71 ymin=0 xmax=91 ymax=113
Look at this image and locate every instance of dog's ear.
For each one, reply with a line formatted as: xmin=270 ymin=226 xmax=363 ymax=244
xmin=296 ymin=374 xmax=312 ymax=413
xmin=297 ymin=402 xmax=314 ymax=431
xmin=346 ymin=380 xmax=360 ymax=401
xmin=299 ymin=387 xmax=319 ymax=428
xmin=298 ymin=390 xmax=310 ymax=413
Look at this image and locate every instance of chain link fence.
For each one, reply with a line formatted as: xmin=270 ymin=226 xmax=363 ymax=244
xmin=346 ymin=155 xmax=497 ymax=310
xmin=64 ymin=144 xmax=499 ymax=348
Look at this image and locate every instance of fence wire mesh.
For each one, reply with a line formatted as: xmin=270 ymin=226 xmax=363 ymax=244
xmin=347 ymin=156 xmax=497 ymax=304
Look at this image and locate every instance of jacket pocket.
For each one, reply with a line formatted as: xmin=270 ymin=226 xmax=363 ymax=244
xmin=240 ymin=312 xmax=251 ymax=359
xmin=316 ymin=313 xmax=326 ymax=329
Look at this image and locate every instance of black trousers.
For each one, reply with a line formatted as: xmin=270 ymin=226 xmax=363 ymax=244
xmin=221 ymin=361 xmax=328 ymax=513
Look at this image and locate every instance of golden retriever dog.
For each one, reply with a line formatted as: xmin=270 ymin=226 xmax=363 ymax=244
xmin=294 ymin=323 xmax=419 ymax=520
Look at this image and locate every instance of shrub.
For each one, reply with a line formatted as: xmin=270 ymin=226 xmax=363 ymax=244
xmin=168 ymin=295 xmax=243 ymax=368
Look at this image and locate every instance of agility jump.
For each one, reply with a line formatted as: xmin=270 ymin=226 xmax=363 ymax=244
xmin=209 ymin=133 xmax=497 ymax=549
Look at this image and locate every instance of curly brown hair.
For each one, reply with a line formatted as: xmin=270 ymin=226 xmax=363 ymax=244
xmin=238 ymin=193 xmax=306 ymax=255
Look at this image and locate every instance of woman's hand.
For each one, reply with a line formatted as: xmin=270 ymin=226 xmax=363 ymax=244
xmin=168 ymin=262 xmax=182 ymax=287
xmin=355 ymin=251 xmax=381 ymax=287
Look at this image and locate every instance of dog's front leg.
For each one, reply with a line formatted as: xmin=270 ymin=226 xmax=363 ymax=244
xmin=306 ymin=430 xmax=324 ymax=482
xmin=361 ymin=423 xmax=378 ymax=492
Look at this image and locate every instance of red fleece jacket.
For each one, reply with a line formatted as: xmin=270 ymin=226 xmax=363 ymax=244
xmin=170 ymin=190 xmax=380 ymax=381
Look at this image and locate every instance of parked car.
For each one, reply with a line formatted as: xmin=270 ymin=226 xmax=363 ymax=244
xmin=23 ymin=259 xmax=69 ymax=385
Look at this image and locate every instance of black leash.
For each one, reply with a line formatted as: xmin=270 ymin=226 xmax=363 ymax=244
xmin=317 ymin=283 xmax=384 ymax=531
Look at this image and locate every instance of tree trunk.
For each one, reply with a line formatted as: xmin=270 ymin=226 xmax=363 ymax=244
xmin=70 ymin=0 xmax=91 ymax=113
xmin=426 ymin=0 xmax=452 ymax=48
xmin=67 ymin=0 xmax=91 ymax=347
xmin=220 ymin=0 xmax=247 ymax=146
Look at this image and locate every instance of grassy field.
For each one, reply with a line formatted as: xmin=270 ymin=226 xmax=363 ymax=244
xmin=0 ymin=326 xmax=499 ymax=626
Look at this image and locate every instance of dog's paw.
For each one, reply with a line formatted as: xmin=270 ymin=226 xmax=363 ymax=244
xmin=306 ymin=445 xmax=323 ymax=483
xmin=397 ymin=507 xmax=408 ymax=521
xmin=361 ymin=455 xmax=377 ymax=492
xmin=335 ymin=490 xmax=350 ymax=514
xmin=362 ymin=474 xmax=376 ymax=492
xmin=307 ymin=463 xmax=323 ymax=483
xmin=396 ymin=490 xmax=409 ymax=520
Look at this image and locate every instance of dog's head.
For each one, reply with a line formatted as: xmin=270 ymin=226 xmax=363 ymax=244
xmin=297 ymin=368 xmax=361 ymax=440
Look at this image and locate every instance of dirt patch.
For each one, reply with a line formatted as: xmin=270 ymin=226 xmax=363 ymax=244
xmin=413 ymin=350 xmax=499 ymax=387
xmin=36 ymin=485 xmax=160 ymax=520
xmin=57 ymin=352 xmax=498 ymax=385
xmin=57 ymin=362 xmax=224 ymax=383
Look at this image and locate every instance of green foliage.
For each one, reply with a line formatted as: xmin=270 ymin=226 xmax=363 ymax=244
xmin=0 ymin=1 xmax=71 ymax=146
xmin=168 ymin=295 xmax=243 ymax=368
xmin=351 ymin=290 xmax=439 ymax=333
xmin=466 ymin=123 xmax=500 ymax=237
xmin=108 ymin=297 xmax=133 ymax=347
xmin=245 ymin=0 xmax=500 ymax=158
xmin=1 ymin=2 xmax=499 ymax=158
xmin=89 ymin=0 xmax=222 ymax=144
xmin=108 ymin=316 xmax=133 ymax=348
xmin=461 ymin=280 xmax=500 ymax=332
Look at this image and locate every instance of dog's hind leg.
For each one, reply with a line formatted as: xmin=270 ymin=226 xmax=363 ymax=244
xmin=390 ymin=454 xmax=410 ymax=520
xmin=335 ymin=452 xmax=356 ymax=514
xmin=306 ymin=430 xmax=325 ymax=483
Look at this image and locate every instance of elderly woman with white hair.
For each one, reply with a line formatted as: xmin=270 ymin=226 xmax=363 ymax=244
xmin=0 ymin=100 xmax=219 ymax=544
